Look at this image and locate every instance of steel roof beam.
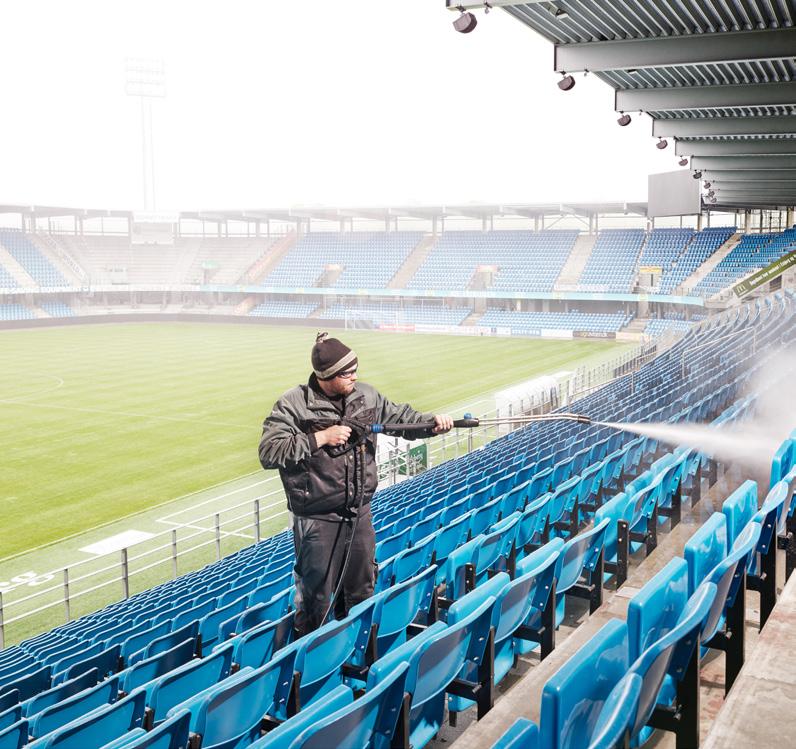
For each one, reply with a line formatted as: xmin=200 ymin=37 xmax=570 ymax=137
xmin=699 ymin=169 xmax=796 ymax=181
xmin=676 ymin=139 xmax=796 ymax=157
xmin=692 ymin=155 xmax=796 ymax=170
xmin=616 ymin=82 xmax=796 ymax=114
xmin=555 ymin=28 xmax=796 ymax=74
xmin=653 ymin=116 xmax=796 ymax=139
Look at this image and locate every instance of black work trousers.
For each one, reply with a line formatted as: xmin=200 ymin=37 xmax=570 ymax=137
xmin=291 ymin=504 xmax=376 ymax=637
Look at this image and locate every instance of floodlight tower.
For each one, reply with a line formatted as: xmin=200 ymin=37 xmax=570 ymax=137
xmin=125 ymin=58 xmax=165 ymax=211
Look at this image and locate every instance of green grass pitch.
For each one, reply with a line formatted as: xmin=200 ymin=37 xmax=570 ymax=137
xmin=1 ymin=322 xmax=629 ymax=560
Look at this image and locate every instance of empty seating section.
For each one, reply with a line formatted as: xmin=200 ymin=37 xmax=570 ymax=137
xmin=658 ymin=226 xmax=736 ymax=294
xmin=0 ymin=231 xmax=67 ymax=287
xmin=0 ymin=264 xmax=16 ymax=289
xmin=479 ymin=308 xmax=631 ymax=335
xmin=408 ymin=231 xmax=579 ymax=292
xmin=638 ymin=228 xmax=695 ymax=274
xmin=248 ymin=301 xmax=318 ymax=318
xmin=262 ymin=232 xmax=422 ymax=288
xmin=318 ymin=302 xmax=471 ymax=326
xmin=0 ymin=304 xmax=34 ymax=321
xmin=2 ymin=289 xmax=793 ymax=747
xmin=644 ymin=318 xmax=693 ymax=338
xmin=39 ymin=302 xmax=74 ymax=318
xmin=694 ymin=228 xmax=796 ymax=298
xmin=578 ymin=229 xmax=645 ymax=292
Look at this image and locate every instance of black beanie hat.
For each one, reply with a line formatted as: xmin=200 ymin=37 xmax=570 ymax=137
xmin=311 ymin=332 xmax=358 ymax=380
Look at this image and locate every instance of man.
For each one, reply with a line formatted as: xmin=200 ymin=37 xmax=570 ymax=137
xmin=259 ymin=332 xmax=453 ymax=636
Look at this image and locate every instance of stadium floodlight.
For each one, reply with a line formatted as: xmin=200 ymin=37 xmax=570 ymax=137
xmin=558 ymin=73 xmax=576 ymax=91
xmin=554 ymin=6 xmax=568 ymax=18
xmin=693 ymin=170 xmax=702 ymax=179
xmin=617 ymin=113 xmax=632 ymax=127
xmin=703 ymin=181 xmax=712 ymax=189
xmin=679 ymin=157 xmax=689 ymax=166
xmin=656 ymin=138 xmax=668 ymax=150
xmin=453 ymin=7 xmax=478 ymax=32
xmin=125 ymin=58 xmax=165 ymax=212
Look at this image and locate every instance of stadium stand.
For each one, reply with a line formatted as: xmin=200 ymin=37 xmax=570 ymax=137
xmin=644 ymin=318 xmax=692 ymax=338
xmin=0 ymin=264 xmax=17 ymax=289
xmin=0 ymin=304 xmax=34 ymax=321
xmin=0 ymin=231 xmax=67 ymax=287
xmin=1 ymin=289 xmax=793 ymax=748
xmin=636 ymin=228 xmax=695 ymax=291
xmin=479 ymin=308 xmax=632 ymax=335
xmin=318 ymin=302 xmax=472 ymax=327
xmin=407 ymin=231 xmax=579 ymax=292
xmin=693 ymin=228 xmax=796 ymax=298
xmin=577 ymin=229 xmax=646 ymax=293
xmin=261 ymin=232 xmax=422 ymax=288
xmin=658 ymin=227 xmax=736 ymax=295
xmin=39 ymin=302 xmax=75 ymax=318
xmin=248 ymin=301 xmax=319 ymax=319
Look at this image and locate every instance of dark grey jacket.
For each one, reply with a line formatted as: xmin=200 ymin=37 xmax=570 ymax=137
xmin=259 ymin=377 xmax=433 ymax=517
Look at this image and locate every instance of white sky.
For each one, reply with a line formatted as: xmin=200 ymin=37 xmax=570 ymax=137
xmin=0 ymin=1 xmax=680 ymax=211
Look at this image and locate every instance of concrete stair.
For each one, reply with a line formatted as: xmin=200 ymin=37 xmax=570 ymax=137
xmin=462 ymin=310 xmax=484 ymax=326
xmin=32 ymin=304 xmax=49 ymax=319
xmin=676 ymin=233 xmax=741 ymax=295
xmin=554 ymin=233 xmax=595 ymax=290
xmin=243 ymin=231 xmax=297 ymax=283
xmin=388 ymin=234 xmax=437 ymax=288
xmin=623 ymin=317 xmax=649 ymax=335
xmin=0 ymin=246 xmax=36 ymax=286
xmin=233 ymin=297 xmax=257 ymax=316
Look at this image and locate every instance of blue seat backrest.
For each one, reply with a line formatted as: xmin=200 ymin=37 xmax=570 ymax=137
xmin=121 ymin=639 xmax=195 ymax=695
xmin=98 ymin=708 xmax=190 ymax=749
xmin=189 ymin=646 xmax=298 ymax=747
xmin=22 ymin=669 xmax=99 ymax=719
xmin=133 ymin=621 xmax=199 ymax=665
xmin=0 ymin=666 xmax=51 ymax=704
xmin=59 ymin=644 xmax=121 ymax=684
xmin=0 ymin=719 xmax=28 ymax=749
xmin=232 ymin=612 xmax=295 ymax=671
xmin=684 ymin=513 xmax=728 ymax=596
xmin=629 ymin=583 xmax=717 ymax=739
xmin=287 ymin=661 xmax=410 ymax=749
xmin=33 ymin=688 xmax=147 ymax=749
xmin=120 ymin=621 xmax=171 ymax=660
xmin=374 ymin=565 xmax=436 ymax=655
xmin=294 ymin=600 xmax=375 ymax=709
xmin=539 ymin=619 xmax=629 ymax=749
xmin=554 ymin=518 xmax=609 ymax=595
xmin=30 ymin=675 xmax=121 ymax=741
xmin=594 ymin=492 xmax=632 ymax=563
xmin=721 ymin=480 xmax=758 ymax=549
xmin=147 ymin=646 xmax=233 ymax=723
xmin=0 ymin=693 xmax=18 ymax=716
xmin=628 ymin=558 xmax=689 ymax=663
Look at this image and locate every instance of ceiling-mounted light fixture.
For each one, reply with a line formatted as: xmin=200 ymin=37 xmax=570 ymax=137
xmin=558 ymin=73 xmax=576 ymax=91
xmin=627 ymin=68 xmax=639 ymax=75
xmin=617 ymin=112 xmax=632 ymax=127
xmin=678 ymin=157 xmax=688 ymax=167
xmin=693 ymin=171 xmax=702 ymax=179
xmin=453 ymin=6 xmax=477 ymax=33
xmin=656 ymin=138 xmax=668 ymax=150
xmin=555 ymin=7 xmax=569 ymax=18
xmin=703 ymin=182 xmax=712 ymax=189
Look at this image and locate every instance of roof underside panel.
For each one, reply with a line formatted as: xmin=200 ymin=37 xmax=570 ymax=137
xmin=504 ymin=2 xmax=794 ymax=45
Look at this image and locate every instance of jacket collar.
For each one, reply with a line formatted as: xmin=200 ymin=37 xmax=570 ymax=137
xmin=305 ymin=373 xmax=359 ymax=411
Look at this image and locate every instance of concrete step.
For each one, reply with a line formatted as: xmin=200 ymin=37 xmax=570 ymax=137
xmin=244 ymin=231 xmax=297 ymax=284
xmin=462 ymin=310 xmax=484 ymax=326
xmin=30 ymin=233 xmax=87 ymax=285
xmin=388 ymin=234 xmax=437 ymax=289
xmin=555 ymin=233 xmax=595 ymax=290
xmin=0 ymin=245 xmax=37 ymax=286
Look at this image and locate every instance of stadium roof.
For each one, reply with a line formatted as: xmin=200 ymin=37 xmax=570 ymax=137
xmin=448 ymin=1 xmax=796 ymax=211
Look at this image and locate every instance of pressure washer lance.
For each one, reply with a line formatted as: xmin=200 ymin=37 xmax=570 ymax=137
xmin=370 ymin=411 xmax=592 ymax=434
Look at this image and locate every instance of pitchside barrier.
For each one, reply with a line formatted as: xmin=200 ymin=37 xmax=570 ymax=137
xmin=0 ymin=338 xmax=669 ymax=648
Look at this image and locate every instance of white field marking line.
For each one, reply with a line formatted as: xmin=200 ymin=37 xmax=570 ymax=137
xmin=0 ymin=374 xmax=65 ymax=402
xmin=0 ymin=398 xmax=258 ymax=430
xmin=155 ymin=484 xmax=279 ymax=523
xmin=0 ymin=470 xmax=266 ymax=565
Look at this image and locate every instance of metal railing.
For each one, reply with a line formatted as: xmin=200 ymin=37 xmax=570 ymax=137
xmin=0 ymin=341 xmax=662 ymax=648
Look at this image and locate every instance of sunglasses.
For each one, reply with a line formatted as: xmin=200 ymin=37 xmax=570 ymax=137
xmin=337 ymin=368 xmax=358 ymax=380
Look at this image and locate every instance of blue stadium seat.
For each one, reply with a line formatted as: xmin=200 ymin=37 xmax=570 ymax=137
xmin=118 ymin=639 xmax=195 ymax=695
xmin=228 ymin=612 xmax=295 ymax=671
xmin=97 ymin=708 xmax=190 ymax=749
xmin=21 ymin=669 xmax=99 ymax=718
xmin=0 ymin=719 xmax=28 ymax=749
